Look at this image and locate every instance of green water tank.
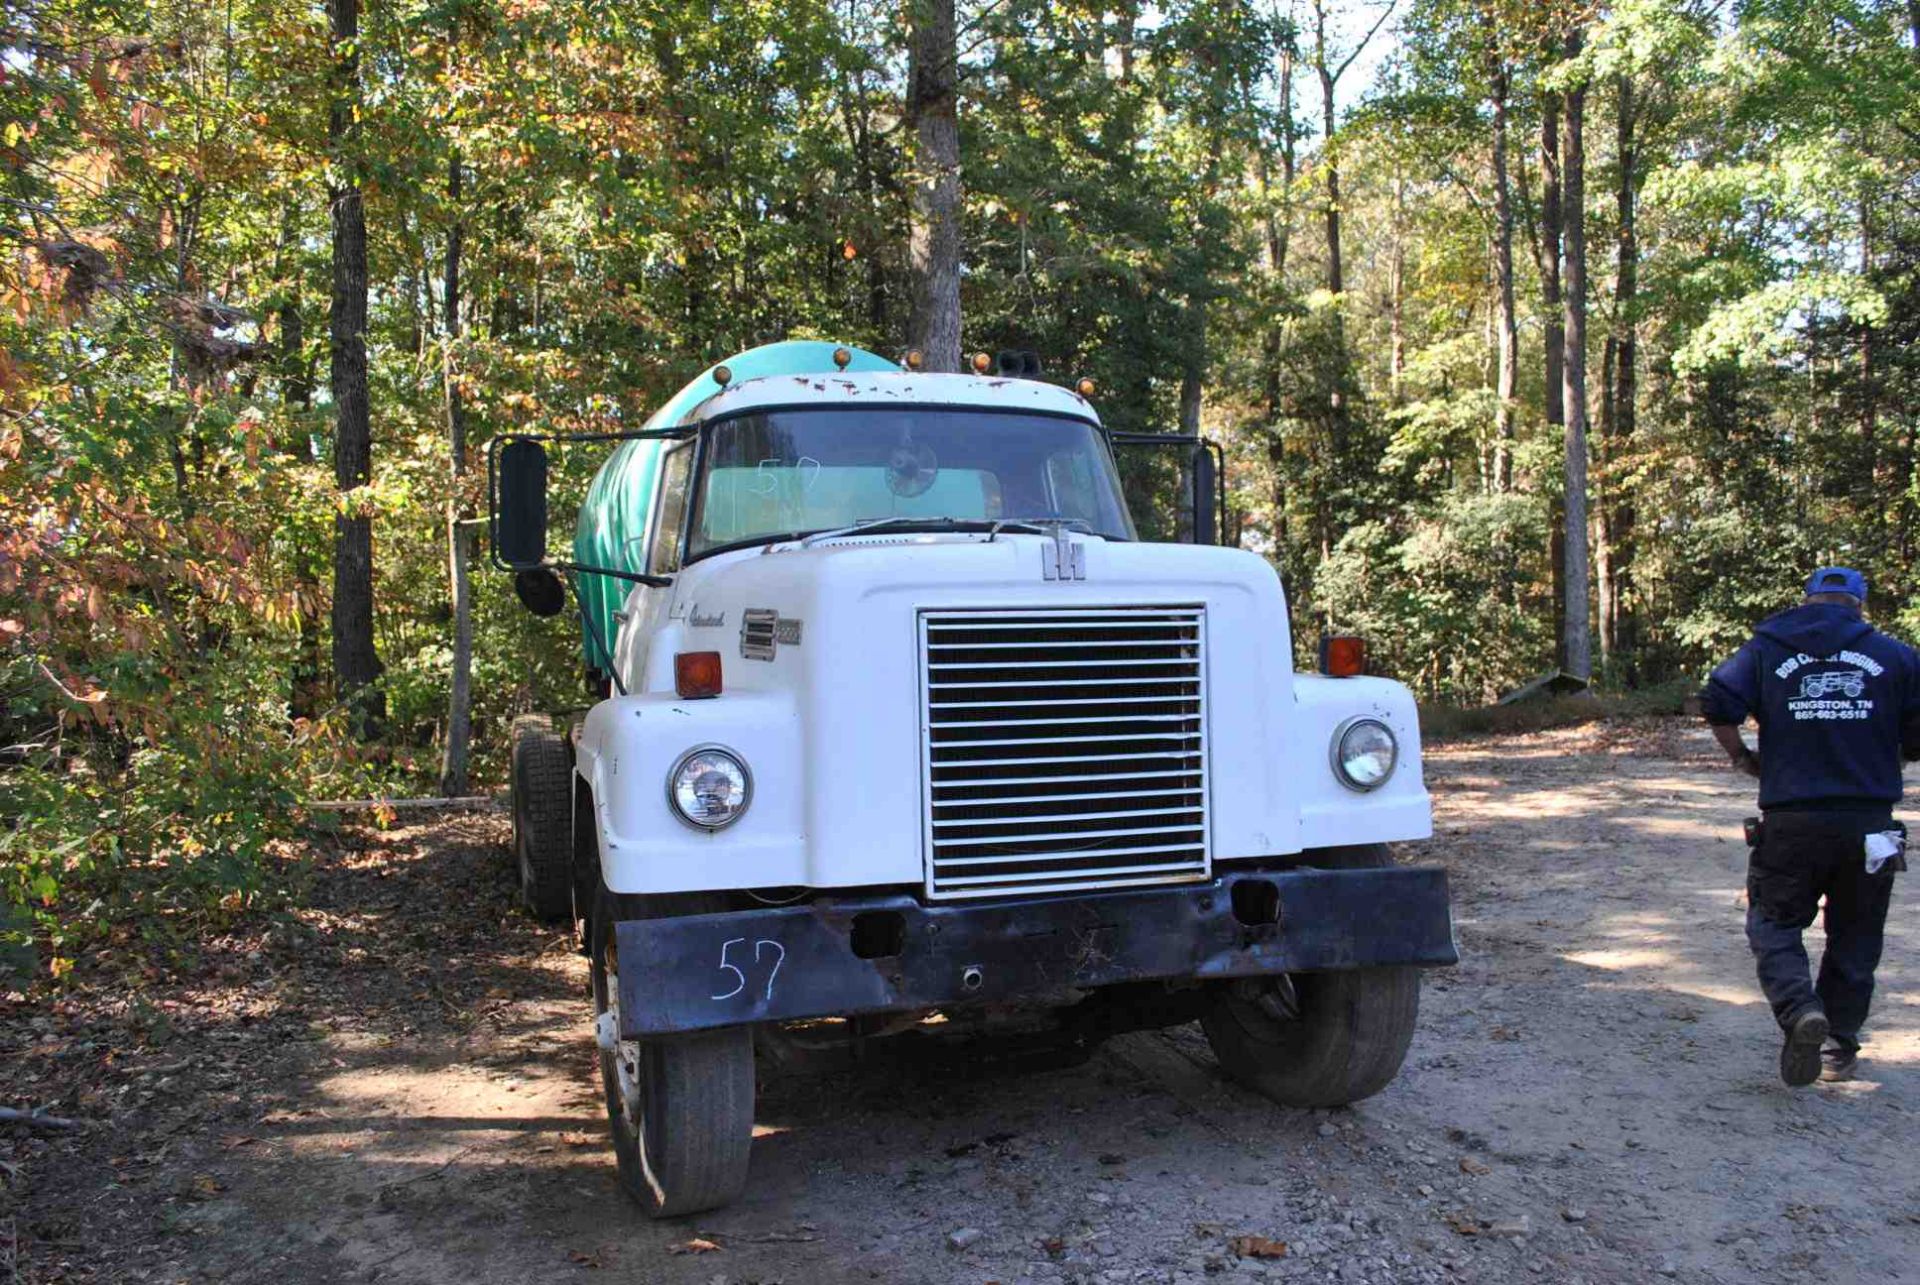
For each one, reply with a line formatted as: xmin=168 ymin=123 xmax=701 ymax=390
xmin=570 ymin=340 xmax=900 ymax=672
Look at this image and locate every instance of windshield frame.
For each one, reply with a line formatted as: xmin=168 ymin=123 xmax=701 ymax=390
xmin=676 ymin=402 xmax=1134 ymax=567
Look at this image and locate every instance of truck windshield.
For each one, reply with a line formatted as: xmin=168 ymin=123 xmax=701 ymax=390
xmin=687 ymin=407 xmax=1135 ymax=557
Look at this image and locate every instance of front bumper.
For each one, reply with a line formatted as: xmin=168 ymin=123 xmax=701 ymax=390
xmin=613 ymin=865 xmax=1456 ymax=1037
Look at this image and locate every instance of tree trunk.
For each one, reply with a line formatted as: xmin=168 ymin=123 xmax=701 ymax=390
xmin=1858 ymin=196 xmax=1877 ymax=487
xmin=328 ymin=0 xmax=382 ymax=728
xmin=906 ymin=0 xmax=962 ymax=372
xmin=1259 ymin=22 xmax=1298 ymax=551
xmin=1389 ymin=174 xmax=1406 ymax=404
xmin=1560 ymin=53 xmax=1592 ymax=682
xmin=1605 ymin=74 xmax=1638 ymax=677
xmin=1489 ymin=58 xmax=1517 ymax=492
xmin=439 ymin=150 xmax=473 ymax=797
xmin=1259 ymin=24 xmax=1297 ymax=423
xmin=1535 ymin=86 xmax=1566 ymax=669
xmin=277 ymin=292 xmax=325 ymax=723
xmin=1315 ymin=26 xmax=1342 ymax=296
xmin=1177 ymin=358 xmax=1201 ymax=543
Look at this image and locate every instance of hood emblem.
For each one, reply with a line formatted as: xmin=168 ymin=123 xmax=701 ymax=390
xmin=741 ymin=608 xmax=802 ymax=660
xmin=1042 ymin=524 xmax=1086 ymax=581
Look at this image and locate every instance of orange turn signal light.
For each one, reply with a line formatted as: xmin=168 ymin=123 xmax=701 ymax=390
xmin=675 ymin=651 xmax=723 ymax=699
xmin=1320 ymin=635 xmax=1367 ymax=678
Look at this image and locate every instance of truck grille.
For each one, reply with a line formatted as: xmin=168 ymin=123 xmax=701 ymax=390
xmin=919 ymin=606 xmax=1209 ymax=900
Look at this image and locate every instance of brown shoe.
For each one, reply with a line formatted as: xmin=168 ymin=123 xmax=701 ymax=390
xmin=1780 ymin=1010 xmax=1829 ymax=1087
xmin=1819 ymin=1043 xmax=1858 ymax=1083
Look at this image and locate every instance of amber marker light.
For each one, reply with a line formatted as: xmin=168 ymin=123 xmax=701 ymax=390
xmin=904 ymin=349 xmax=925 ymax=370
xmin=675 ymin=651 xmax=723 ymax=699
xmin=712 ymin=365 xmax=732 ymax=387
xmin=1320 ymin=635 xmax=1368 ymax=678
xmin=971 ymin=351 xmax=993 ymax=374
xmin=833 ymin=346 xmax=853 ymax=369
xmin=1076 ymin=377 xmax=1097 ymax=397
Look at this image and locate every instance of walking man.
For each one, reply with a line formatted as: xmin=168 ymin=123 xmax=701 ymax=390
xmin=1701 ymin=567 xmax=1920 ymax=1085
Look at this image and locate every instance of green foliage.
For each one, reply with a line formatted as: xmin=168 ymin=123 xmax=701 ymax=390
xmin=4 ymin=0 xmax=1919 ymax=980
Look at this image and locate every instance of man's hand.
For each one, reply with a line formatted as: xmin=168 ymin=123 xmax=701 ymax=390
xmin=1709 ymin=722 xmax=1761 ymax=778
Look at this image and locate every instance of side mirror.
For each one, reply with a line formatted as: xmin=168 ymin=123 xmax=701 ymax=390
xmin=1191 ymin=444 xmax=1218 ymax=547
xmin=514 ymin=568 xmax=568 ymax=618
xmin=495 ymin=438 xmax=549 ymax=567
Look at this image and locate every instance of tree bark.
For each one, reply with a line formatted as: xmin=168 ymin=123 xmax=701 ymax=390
xmin=277 ymin=288 xmax=324 ymax=723
xmin=906 ymin=0 xmax=962 ymax=372
xmin=1312 ymin=0 xmax=1343 ymax=295
xmin=1489 ymin=57 xmax=1517 ymax=492
xmin=1559 ymin=50 xmax=1593 ymax=682
xmin=439 ymin=150 xmax=472 ymax=797
xmin=1533 ymin=85 xmax=1567 ymax=668
xmin=1602 ymin=74 xmax=1638 ymax=676
xmin=328 ymin=0 xmax=382 ymax=728
xmin=1389 ymin=173 xmax=1406 ymax=404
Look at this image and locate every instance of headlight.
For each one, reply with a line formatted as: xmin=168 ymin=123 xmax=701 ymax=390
xmin=667 ymin=745 xmax=752 ymax=830
xmin=1330 ymin=717 xmax=1397 ymax=792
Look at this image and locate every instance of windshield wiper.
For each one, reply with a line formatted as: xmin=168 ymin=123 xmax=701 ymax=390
xmin=779 ymin=515 xmax=1112 ymax=551
xmin=794 ymin=516 xmax=967 ymax=547
xmin=985 ymin=517 xmax=1094 ymax=541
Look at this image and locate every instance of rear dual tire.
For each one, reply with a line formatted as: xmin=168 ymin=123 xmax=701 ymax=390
xmin=1200 ymin=844 xmax=1421 ymax=1108
xmin=509 ymin=714 xmax=574 ymax=923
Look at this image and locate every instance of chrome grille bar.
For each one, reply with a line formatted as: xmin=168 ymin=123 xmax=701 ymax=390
xmin=919 ymin=606 xmax=1209 ymax=900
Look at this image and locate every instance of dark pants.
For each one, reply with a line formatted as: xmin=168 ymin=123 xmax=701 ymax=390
xmin=1746 ymin=808 xmax=1899 ymax=1051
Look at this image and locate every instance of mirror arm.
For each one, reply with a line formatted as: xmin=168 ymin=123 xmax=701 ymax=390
xmin=551 ymin=561 xmax=673 ymax=589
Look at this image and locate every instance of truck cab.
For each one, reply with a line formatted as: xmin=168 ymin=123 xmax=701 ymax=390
xmin=494 ymin=341 xmax=1456 ymax=1217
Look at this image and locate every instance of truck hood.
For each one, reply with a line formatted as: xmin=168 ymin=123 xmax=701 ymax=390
xmin=587 ymin=531 xmax=1429 ymax=896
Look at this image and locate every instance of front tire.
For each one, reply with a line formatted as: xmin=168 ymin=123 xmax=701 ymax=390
xmin=590 ymin=890 xmax=754 ymax=1218
xmin=1200 ymin=845 xmax=1421 ymax=1107
xmin=509 ymin=714 xmax=573 ymax=923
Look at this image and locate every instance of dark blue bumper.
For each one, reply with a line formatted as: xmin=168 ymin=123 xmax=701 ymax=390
xmin=613 ymin=865 xmax=1457 ymax=1037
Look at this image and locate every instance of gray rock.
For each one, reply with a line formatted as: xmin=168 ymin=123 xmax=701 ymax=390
xmin=947 ymin=1227 xmax=985 ymax=1252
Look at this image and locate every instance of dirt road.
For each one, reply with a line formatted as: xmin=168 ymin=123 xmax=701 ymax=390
xmin=8 ymin=718 xmax=1919 ymax=1283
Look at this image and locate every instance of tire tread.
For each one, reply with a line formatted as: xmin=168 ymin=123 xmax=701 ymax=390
xmin=511 ymin=715 xmax=573 ymax=922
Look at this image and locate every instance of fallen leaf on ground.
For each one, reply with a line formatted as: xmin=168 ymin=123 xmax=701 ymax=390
xmin=668 ymin=1237 xmax=722 ymax=1255
xmin=1444 ymin=1212 xmax=1483 ymax=1236
xmin=1459 ymin=1156 xmax=1490 ymax=1175
xmin=1228 ymin=1235 xmax=1288 ymax=1259
xmin=566 ymin=1249 xmax=602 ymax=1268
xmin=219 ymin=1135 xmax=258 ymax=1149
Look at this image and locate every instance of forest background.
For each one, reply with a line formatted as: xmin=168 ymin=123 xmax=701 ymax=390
xmin=3 ymin=0 xmax=1917 ymax=977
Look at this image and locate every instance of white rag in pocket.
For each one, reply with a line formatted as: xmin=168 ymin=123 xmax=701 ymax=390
xmin=1865 ymin=830 xmax=1906 ymax=875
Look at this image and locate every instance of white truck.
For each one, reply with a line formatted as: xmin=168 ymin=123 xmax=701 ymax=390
xmin=490 ymin=341 xmax=1456 ymax=1217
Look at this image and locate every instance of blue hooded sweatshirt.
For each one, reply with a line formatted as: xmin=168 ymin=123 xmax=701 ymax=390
xmin=1701 ymin=602 xmax=1920 ymax=811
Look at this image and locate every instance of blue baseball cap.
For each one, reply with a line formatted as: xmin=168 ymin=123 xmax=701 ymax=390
xmin=1805 ymin=567 xmax=1868 ymax=601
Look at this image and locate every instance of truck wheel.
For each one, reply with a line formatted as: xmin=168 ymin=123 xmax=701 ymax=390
xmin=509 ymin=714 xmax=573 ymax=923
xmin=590 ymin=890 xmax=754 ymax=1218
xmin=1200 ymin=845 xmax=1420 ymax=1108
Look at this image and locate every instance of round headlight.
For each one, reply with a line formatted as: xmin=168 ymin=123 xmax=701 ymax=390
xmin=667 ymin=745 xmax=752 ymax=830
xmin=1331 ymin=717 xmax=1398 ymax=792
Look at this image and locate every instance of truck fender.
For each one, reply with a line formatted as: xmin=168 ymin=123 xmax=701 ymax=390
xmin=574 ymin=691 xmax=810 ymax=895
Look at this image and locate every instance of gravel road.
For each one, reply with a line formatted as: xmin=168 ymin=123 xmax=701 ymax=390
xmin=8 ymin=718 xmax=1919 ymax=1283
